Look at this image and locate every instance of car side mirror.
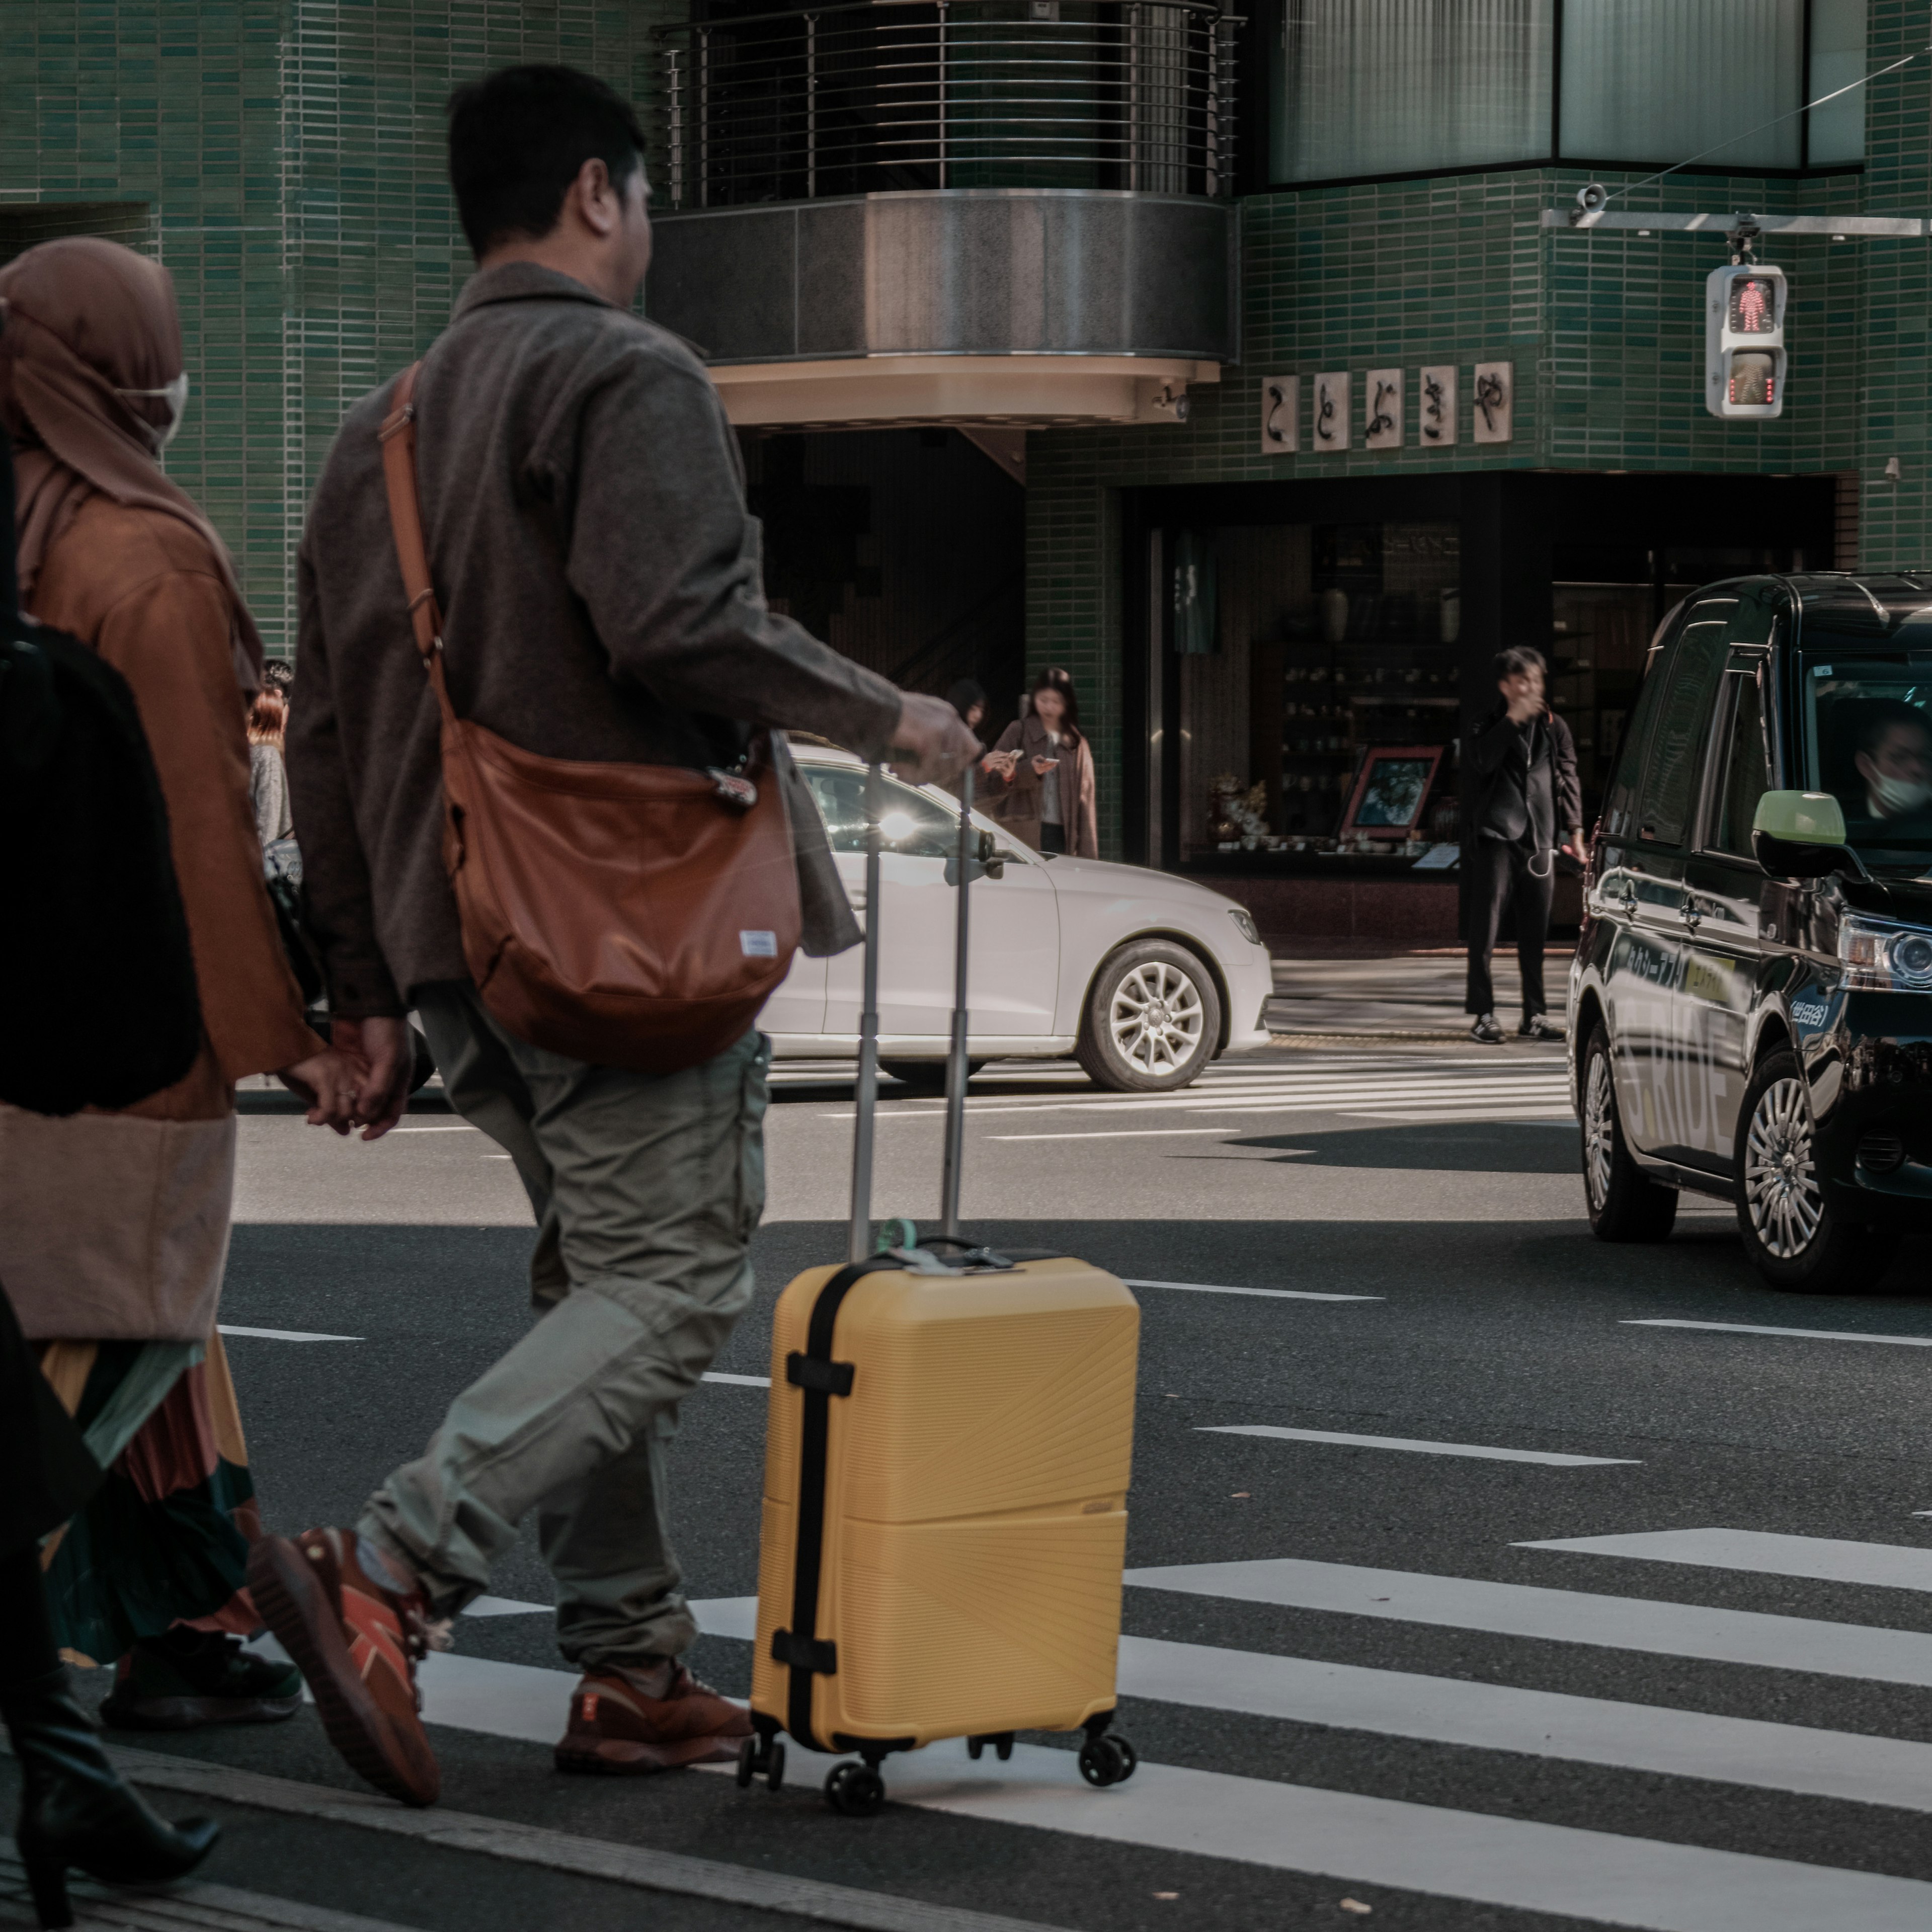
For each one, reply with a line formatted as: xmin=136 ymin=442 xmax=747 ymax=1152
xmin=1751 ymin=790 xmax=1859 ymax=879
xmin=944 ymin=831 xmax=1005 ymax=887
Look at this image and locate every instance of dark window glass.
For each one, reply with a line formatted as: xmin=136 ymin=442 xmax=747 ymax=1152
xmin=1637 ymin=602 xmax=1732 ymax=845
xmin=1799 ymin=657 xmax=1932 ymax=863
xmin=1713 ymin=673 xmax=1773 ymax=859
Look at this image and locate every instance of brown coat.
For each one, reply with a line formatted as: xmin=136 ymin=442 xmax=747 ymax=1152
xmin=0 ymin=497 xmax=319 ymax=1341
xmin=979 ymin=713 xmax=1100 ymax=857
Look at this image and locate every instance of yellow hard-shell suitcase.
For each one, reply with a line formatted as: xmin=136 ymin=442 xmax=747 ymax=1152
xmin=738 ymin=765 xmax=1142 ymax=1815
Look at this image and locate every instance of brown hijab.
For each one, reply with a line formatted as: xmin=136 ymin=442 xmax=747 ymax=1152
xmin=0 ymin=236 xmax=263 ymax=691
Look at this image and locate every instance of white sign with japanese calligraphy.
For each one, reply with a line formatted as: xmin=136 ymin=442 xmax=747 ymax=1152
xmin=1472 ymin=362 xmax=1513 ymax=444
xmin=1364 ymin=369 xmax=1402 ymax=450
xmin=1259 ymin=374 xmax=1298 ymax=454
xmin=1313 ymin=372 xmax=1349 ymax=452
xmin=1417 ymin=365 xmax=1457 ymax=447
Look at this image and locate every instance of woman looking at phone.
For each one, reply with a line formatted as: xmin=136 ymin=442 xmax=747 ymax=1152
xmin=979 ymin=667 xmax=1098 ymax=856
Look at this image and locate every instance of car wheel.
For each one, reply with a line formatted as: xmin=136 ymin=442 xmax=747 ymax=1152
xmin=1580 ymin=1025 xmax=1678 ymax=1242
xmin=1735 ymin=1049 xmax=1898 ymax=1293
xmin=1076 ymin=941 xmax=1220 ymax=1093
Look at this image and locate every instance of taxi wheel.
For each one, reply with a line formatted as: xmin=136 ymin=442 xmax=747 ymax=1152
xmin=1580 ymin=1027 xmax=1678 ymax=1242
xmin=1076 ymin=942 xmax=1221 ymax=1092
xmin=1735 ymin=1050 xmax=1899 ymax=1294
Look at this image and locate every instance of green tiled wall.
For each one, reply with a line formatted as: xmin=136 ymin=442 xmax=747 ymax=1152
xmin=2 ymin=0 xmax=680 ymax=654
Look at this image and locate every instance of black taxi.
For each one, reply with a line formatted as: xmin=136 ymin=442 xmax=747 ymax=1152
xmin=1570 ymin=573 xmax=1932 ymax=1294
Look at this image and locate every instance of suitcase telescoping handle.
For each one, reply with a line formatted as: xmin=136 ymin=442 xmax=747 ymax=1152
xmin=847 ymin=762 xmax=886 ymax=1264
xmin=938 ymin=766 xmax=974 ymax=1238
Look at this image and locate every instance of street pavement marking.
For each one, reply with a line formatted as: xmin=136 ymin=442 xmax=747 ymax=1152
xmin=0 ymin=1852 xmax=424 ymax=1932
xmin=266 ymin=1619 xmax=1932 ymax=1929
xmin=316 ymin=1646 xmax=1932 ymax=1932
xmin=703 ymin=1371 xmax=772 ymax=1387
xmin=1624 ymin=1319 xmax=1932 ymax=1347
xmin=1124 ymin=1557 xmax=1932 ymax=1687
xmin=384 ymin=1123 xmax=479 ymax=1132
xmin=1519 ymin=1528 xmax=1932 ymax=1594
xmin=1123 ymin=1278 xmax=1383 ymax=1303
xmin=1202 ymin=1426 xmax=1638 ymax=1466
xmin=218 ymin=1324 xmax=363 ymax=1342
xmin=990 ymin=1128 xmax=1240 ymax=1141
xmin=95 ymin=1744 xmax=1079 ymax=1932
xmin=463 ymin=1595 xmax=551 ymax=1617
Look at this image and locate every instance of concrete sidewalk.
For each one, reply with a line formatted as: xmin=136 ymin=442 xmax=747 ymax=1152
xmin=1265 ymin=947 xmax=1575 ymax=1040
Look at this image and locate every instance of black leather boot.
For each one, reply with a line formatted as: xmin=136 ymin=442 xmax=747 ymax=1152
xmin=3 ymin=1664 xmax=218 ymax=1928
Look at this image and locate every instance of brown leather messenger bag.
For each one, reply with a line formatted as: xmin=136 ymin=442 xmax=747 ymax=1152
xmin=376 ymin=360 xmax=801 ymax=1074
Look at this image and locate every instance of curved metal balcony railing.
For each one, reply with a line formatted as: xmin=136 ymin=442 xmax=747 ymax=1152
xmin=654 ymin=0 xmax=1237 ymax=210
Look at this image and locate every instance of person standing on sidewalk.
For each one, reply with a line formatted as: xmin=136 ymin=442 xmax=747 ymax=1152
xmin=270 ymin=64 xmax=979 ymax=1807
xmin=978 ymin=667 xmax=1099 ymax=855
xmin=1463 ymin=646 xmax=1583 ymax=1044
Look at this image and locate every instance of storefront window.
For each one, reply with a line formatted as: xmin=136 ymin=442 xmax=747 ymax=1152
xmin=1177 ymin=521 xmax=1462 ymax=858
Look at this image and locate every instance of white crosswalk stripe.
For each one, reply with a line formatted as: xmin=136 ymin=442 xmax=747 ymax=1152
xmin=800 ymin=1053 xmax=1574 ymax=1126
xmin=356 ymin=1521 xmax=1932 ymax=1930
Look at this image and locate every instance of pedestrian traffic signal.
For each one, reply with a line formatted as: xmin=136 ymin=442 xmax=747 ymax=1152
xmin=1705 ymin=263 xmax=1786 ymax=419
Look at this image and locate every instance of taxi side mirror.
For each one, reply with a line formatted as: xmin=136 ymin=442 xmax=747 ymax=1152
xmin=1752 ymin=790 xmax=1853 ymax=879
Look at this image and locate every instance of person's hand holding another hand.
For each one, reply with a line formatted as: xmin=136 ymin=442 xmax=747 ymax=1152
xmin=276 ymin=1047 xmax=363 ymax=1135
xmin=331 ymin=1015 xmax=416 ymax=1141
xmin=889 ymin=694 xmax=982 ymax=786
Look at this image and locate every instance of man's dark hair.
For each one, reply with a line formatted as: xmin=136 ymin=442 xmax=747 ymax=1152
xmin=1494 ymin=646 xmax=1547 ymax=682
xmin=446 ymin=65 xmax=647 ymax=259
xmin=1857 ymin=697 xmax=1932 ymax=760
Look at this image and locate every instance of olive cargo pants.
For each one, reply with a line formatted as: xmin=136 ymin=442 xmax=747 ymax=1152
xmin=360 ymin=982 xmax=768 ymax=1668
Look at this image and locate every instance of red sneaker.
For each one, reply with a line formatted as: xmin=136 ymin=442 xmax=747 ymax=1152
xmin=246 ymin=1527 xmax=442 ymax=1806
xmin=554 ymin=1663 xmax=753 ymax=1775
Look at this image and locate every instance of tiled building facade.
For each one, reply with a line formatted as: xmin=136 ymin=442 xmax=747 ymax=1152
xmin=3 ymin=3 xmax=1927 ymax=901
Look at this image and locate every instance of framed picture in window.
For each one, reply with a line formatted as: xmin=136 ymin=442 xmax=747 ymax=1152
xmin=1339 ymin=745 xmax=1444 ymax=840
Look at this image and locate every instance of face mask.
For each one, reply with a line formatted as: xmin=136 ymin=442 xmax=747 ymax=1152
xmin=1873 ymin=772 xmax=1932 ymax=817
xmin=115 ymin=371 xmax=190 ymax=450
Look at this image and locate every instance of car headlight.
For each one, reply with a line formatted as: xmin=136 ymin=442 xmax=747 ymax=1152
xmin=1838 ymin=916 xmax=1932 ymax=991
xmin=1228 ymin=907 xmax=1263 ymax=947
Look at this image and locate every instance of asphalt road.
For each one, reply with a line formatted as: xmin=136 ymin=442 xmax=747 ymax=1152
xmin=16 ymin=1040 xmax=1932 ymax=1932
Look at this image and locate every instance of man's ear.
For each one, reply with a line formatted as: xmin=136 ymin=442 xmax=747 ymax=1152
xmin=571 ymin=156 xmax=620 ymax=238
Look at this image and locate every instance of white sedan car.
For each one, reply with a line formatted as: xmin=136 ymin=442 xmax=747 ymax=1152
xmin=763 ymin=745 xmax=1273 ymax=1091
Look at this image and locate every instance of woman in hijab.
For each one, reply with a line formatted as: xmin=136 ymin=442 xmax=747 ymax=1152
xmin=0 ymin=238 xmax=357 ymax=1733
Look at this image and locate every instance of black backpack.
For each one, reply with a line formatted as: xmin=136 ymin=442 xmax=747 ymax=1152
xmin=0 ymin=451 xmax=202 ymax=1115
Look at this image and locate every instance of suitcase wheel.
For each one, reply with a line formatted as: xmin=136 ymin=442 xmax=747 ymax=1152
xmin=825 ymin=1760 xmax=888 ymax=1816
xmin=966 ymin=1732 xmax=1015 ymax=1762
xmin=737 ymin=1734 xmax=786 ymax=1792
xmin=1077 ymin=1733 xmax=1137 ymax=1789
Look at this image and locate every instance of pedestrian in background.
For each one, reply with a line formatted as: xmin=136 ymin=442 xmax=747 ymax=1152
xmin=0 ymin=237 xmax=357 ymax=1734
xmin=979 ymin=665 xmax=1098 ymax=855
xmin=272 ymin=63 xmax=978 ymax=1807
xmin=1463 ymin=645 xmax=1583 ymax=1044
xmin=247 ymin=685 xmax=293 ymax=851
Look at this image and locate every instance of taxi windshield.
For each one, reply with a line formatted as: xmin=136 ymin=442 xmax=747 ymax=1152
xmin=1799 ymin=651 xmax=1932 ymax=867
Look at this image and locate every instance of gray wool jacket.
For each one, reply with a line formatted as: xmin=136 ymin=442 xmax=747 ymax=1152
xmin=288 ymin=263 xmax=901 ymax=1018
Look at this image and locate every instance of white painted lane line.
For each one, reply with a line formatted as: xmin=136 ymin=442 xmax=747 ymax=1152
xmin=1624 ymin=1319 xmax=1932 ymax=1347
xmin=1123 ymin=1279 xmax=1383 ymax=1303
xmin=386 ymin=1123 xmax=479 ymax=1133
xmin=541 ymin=1597 xmax=1932 ymax=1818
xmin=402 ymin=1629 xmax=1932 ymax=1929
xmin=702 ymin=1371 xmax=772 ymax=1388
xmin=822 ymin=1078 xmax=1572 ymax=1122
xmin=218 ymin=1325 xmax=363 ymax=1342
xmin=1519 ymin=1528 xmax=1932 ymax=1594
xmin=990 ymin=1128 xmax=1239 ymax=1141
xmin=1203 ymin=1426 xmax=1638 ymax=1467
xmin=463 ymin=1595 xmax=551 ymax=1617
xmin=1125 ymin=1558 xmax=1932 ymax=1688
xmin=1348 ymin=1106 xmax=1574 ymax=1122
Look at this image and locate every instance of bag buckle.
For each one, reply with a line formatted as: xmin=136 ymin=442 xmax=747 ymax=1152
xmin=708 ymin=767 xmax=758 ymax=810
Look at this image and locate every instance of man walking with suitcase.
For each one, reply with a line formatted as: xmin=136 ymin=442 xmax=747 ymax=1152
xmin=269 ymin=64 xmax=979 ymax=1806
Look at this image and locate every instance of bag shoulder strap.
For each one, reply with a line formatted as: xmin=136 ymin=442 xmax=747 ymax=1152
xmin=376 ymin=362 xmax=445 ymax=665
